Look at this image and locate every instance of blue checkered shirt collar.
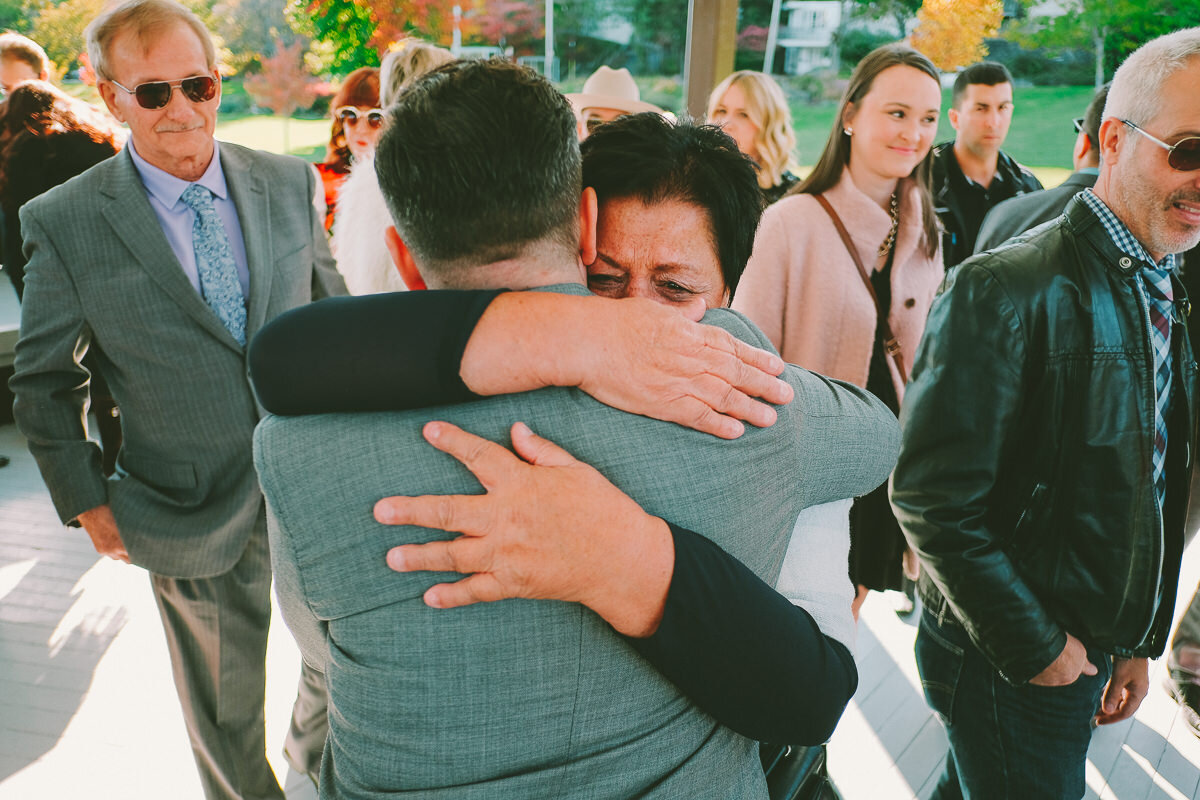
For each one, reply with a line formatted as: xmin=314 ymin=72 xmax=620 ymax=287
xmin=1079 ymin=188 xmax=1177 ymax=273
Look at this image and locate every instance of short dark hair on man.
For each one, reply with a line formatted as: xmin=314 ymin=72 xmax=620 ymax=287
xmin=581 ymin=113 xmax=763 ymax=297
xmin=375 ymin=59 xmax=580 ymax=271
xmin=952 ymin=61 xmax=1014 ymax=108
xmin=1082 ymin=81 xmax=1110 ymax=150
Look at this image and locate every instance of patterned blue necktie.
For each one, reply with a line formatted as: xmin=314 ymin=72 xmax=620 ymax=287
xmin=1143 ymin=265 xmax=1174 ymax=506
xmin=181 ymin=184 xmax=246 ymax=346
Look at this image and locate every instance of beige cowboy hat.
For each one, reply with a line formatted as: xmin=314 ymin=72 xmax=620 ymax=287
xmin=566 ymin=66 xmax=662 ymax=115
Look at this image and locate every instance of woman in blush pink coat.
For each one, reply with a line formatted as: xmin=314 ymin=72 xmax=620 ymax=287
xmin=733 ymin=44 xmax=945 ymax=615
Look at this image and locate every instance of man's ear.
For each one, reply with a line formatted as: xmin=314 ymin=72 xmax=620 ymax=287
xmin=97 ymin=80 xmax=124 ymax=123
xmin=1072 ymin=131 xmax=1093 ymax=168
xmin=1097 ymin=117 xmax=1124 ymax=166
xmin=385 ymin=226 xmax=427 ymax=291
xmin=948 ymin=106 xmax=961 ymax=132
xmin=578 ymin=186 xmax=598 ymax=267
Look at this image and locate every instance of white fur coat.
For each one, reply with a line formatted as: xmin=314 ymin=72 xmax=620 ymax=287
xmin=331 ymin=155 xmax=408 ymax=295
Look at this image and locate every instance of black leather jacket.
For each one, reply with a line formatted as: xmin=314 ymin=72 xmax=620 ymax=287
xmin=892 ymin=195 xmax=1199 ymax=685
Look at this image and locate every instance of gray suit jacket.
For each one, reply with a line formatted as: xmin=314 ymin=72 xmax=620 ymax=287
xmin=11 ymin=142 xmax=346 ymax=578
xmin=255 ymin=287 xmax=899 ymax=799
xmin=974 ymin=170 xmax=1098 ymax=254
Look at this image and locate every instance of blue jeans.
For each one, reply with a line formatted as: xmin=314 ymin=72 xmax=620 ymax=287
xmin=915 ymin=608 xmax=1112 ymax=800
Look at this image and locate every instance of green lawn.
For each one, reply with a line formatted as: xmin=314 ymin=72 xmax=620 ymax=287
xmin=209 ymin=82 xmax=1091 ymax=188
xmin=215 ymin=114 xmax=330 ymax=161
xmin=792 ymin=85 xmax=1096 ymax=187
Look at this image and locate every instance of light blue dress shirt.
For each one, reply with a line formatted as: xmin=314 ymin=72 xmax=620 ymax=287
xmin=128 ymin=141 xmax=251 ymax=298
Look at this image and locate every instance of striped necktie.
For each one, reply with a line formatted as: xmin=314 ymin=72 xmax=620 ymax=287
xmin=181 ymin=184 xmax=246 ymax=346
xmin=1143 ymin=265 xmax=1174 ymax=506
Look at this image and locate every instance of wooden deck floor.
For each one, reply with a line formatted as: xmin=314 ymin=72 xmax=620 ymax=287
xmin=829 ymin=540 xmax=1200 ymax=800
xmin=4 ymin=416 xmax=1200 ymax=799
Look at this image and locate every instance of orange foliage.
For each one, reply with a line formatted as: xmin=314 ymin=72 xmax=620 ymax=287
xmin=910 ymin=0 xmax=1004 ymax=71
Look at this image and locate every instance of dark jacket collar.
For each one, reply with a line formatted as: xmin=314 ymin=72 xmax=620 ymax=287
xmin=1062 ymin=193 xmax=1153 ymax=277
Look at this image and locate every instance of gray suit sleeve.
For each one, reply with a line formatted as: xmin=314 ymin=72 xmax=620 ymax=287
xmin=263 ymin=500 xmax=329 ymax=673
xmin=704 ymin=307 xmax=900 ymax=505
xmin=10 ymin=207 xmax=109 ymax=523
xmin=303 ymin=162 xmax=348 ymax=300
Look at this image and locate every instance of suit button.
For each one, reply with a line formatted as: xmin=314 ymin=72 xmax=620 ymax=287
xmin=905 ymin=298 xmax=916 ymax=308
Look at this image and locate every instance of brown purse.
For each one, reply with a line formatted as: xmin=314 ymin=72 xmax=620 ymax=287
xmin=814 ymin=193 xmax=907 ymax=384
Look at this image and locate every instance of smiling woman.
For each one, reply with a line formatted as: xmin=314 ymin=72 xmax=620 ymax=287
xmin=733 ymin=43 xmax=945 ymax=615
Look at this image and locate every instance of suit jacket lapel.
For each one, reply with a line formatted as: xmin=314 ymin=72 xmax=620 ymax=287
xmin=99 ymin=149 xmax=245 ymax=351
xmin=222 ymin=144 xmax=275 ymax=342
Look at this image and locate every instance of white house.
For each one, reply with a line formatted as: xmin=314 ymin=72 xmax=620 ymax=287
xmin=776 ymin=0 xmax=842 ymax=74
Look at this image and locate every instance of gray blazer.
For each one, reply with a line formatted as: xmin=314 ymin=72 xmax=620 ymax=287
xmin=255 ymin=289 xmax=899 ymax=799
xmin=11 ymin=142 xmax=345 ymax=578
xmin=974 ymin=170 xmax=1098 ymax=255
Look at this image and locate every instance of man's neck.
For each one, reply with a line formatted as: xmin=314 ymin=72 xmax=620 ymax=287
xmin=1091 ymin=177 xmax=1168 ymax=264
xmin=953 ymin=140 xmax=1000 ymax=188
xmin=425 ymin=240 xmax=587 ymax=291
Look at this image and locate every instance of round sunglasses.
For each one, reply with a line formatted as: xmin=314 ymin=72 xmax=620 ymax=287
xmin=335 ymin=106 xmax=386 ymax=129
xmin=110 ymin=75 xmax=218 ymax=110
xmin=1122 ymin=119 xmax=1200 ymax=172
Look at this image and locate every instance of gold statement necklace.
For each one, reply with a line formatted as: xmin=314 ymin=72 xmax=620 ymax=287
xmin=877 ymin=191 xmax=900 ymax=259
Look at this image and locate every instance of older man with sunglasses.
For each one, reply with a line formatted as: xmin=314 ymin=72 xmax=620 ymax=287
xmin=892 ymin=27 xmax=1200 ymax=799
xmin=9 ymin=1 xmax=345 ymax=797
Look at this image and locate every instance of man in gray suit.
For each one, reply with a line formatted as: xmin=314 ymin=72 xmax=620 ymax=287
xmin=974 ymin=83 xmax=1109 ymax=254
xmin=9 ymin=1 xmax=344 ymax=797
xmin=255 ymin=59 xmax=898 ymax=798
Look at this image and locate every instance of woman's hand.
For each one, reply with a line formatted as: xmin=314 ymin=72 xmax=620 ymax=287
xmin=461 ymin=293 xmax=793 ymax=440
xmin=375 ymin=420 xmax=675 ymax=637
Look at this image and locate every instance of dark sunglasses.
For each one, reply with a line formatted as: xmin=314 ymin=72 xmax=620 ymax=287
xmin=1122 ymin=119 xmax=1200 ymax=172
xmin=110 ymin=75 xmax=217 ymax=110
xmin=1072 ymin=117 xmax=1085 ymax=133
xmin=335 ymin=106 xmax=386 ymax=129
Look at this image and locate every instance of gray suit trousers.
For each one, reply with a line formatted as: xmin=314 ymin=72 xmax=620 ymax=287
xmin=151 ymin=519 xmax=328 ymax=799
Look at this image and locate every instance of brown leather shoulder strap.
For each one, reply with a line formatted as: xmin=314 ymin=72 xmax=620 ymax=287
xmin=814 ymin=193 xmax=908 ymax=384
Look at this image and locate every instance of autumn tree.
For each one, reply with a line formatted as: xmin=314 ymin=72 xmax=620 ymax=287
xmin=29 ymin=0 xmax=106 ymax=78
xmin=243 ymin=37 xmax=319 ymax=152
xmin=215 ymin=0 xmax=304 ymax=71
xmin=474 ymin=0 xmax=543 ymax=53
xmin=290 ymin=0 xmax=464 ymax=72
xmin=31 ymin=0 xmax=219 ymax=78
xmin=911 ymin=0 xmax=1003 ymax=71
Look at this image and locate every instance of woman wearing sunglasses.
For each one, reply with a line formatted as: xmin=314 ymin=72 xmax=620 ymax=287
xmin=333 ymin=39 xmax=454 ymax=295
xmin=315 ymin=66 xmax=381 ymax=233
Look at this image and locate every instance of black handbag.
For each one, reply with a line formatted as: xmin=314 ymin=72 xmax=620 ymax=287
xmin=760 ymin=743 xmax=841 ymax=800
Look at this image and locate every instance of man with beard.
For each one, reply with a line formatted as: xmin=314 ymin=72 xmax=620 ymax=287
xmin=893 ymin=28 xmax=1200 ymax=799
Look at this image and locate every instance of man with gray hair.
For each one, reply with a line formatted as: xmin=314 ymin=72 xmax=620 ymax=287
xmin=893 ymin=27 xmax=1200 ymax=798
xmin=9 ymin=0 xmax=344 ymax=796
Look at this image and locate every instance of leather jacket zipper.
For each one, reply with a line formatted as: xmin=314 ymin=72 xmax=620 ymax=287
xmin=1133 ymin=277 xmax=1165 ymax=646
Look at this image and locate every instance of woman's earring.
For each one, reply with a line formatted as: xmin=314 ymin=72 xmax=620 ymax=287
xmin=843 ymin=127 xmax=853 ymax=136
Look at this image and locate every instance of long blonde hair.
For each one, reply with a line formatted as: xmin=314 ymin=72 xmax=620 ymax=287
xmin=707 ymin=71 xmax=798 ymax=190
